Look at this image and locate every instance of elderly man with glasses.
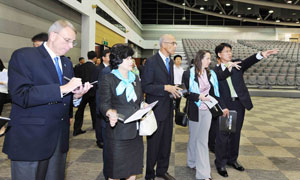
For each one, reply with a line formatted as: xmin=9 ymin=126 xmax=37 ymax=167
xmin=3 ymin=20 xmax=92 ymax=180
xmin=142 ymin=34 xmax=181 ymax=180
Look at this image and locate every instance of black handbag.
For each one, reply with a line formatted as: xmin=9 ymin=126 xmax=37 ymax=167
xmin=175 ymin=99 xmax=189 ymax=127
xmin=209 ymin=103 xmax=223 ymax=117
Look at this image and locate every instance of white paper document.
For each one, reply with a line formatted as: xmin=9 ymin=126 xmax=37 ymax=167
xmin=124 ymin=100 xmax=159 ymax=123
xmin=202 ymin=95 xmax=218 ymax=109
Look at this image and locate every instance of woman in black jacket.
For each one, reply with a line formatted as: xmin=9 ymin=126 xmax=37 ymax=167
xmin=182 ymin=50 xmax=238 ymax=180
xmin=99 ymin=44 xmax=145 ymax=180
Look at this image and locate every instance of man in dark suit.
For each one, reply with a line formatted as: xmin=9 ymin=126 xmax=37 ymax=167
xmin=142 ymin=34 xmax=181 ymax=180
xmin=74 ymin=57 xmax=85 ymax=77
xmin=3 ymin=20 xmax=92 ymax=180
xmin=94 ymin=49 xmax=110 ymax=148
xmin=73 ymin=51 xmax=98 ymax=136
xmin=213 ymin=43 xmax=278 ymax=178
xmin=96 ymin=65 xmax=112 ymax=180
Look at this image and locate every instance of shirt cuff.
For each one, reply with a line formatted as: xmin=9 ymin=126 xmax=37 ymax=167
xmin=73 ymin=98 xmax=82 ymax=107
xmin=256 ymin=52 xmax=264 ymax=60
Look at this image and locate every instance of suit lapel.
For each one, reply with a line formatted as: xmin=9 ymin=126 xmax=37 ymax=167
xmin=169 ymin=58 xmax=174 ymax=84
xmin=156 ymin=53 xmax=169 ymax=75
xmin=60 ymin=56 xmax=70 ymax=85
xmin=37 ymin=45 xmax=61 ymax=84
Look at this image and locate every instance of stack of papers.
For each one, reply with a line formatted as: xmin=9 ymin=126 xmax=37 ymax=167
xmin=124 ymin=100 xmax=158 ymax=123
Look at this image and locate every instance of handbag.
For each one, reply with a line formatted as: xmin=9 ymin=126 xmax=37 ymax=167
xmin=219 ymin=110 xmax=237 ymax=133
xmin=209 ymin=103 xmax=223 ymax=118
xmin=175 ymin=99 xmax=189 ymax=127
xmin=139 ymin=110 xmax=157 ymax=136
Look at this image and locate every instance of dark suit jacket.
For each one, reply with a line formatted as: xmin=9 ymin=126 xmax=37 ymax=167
xmin=77 ymin=61 xmax=97 ymax=97
xmin=141 ymin=52 xmax=174 ymax=121
xmin=99 ymin=73 xmax=143 ymax=140
xmin=3 ymin=45 xmax=74 ymax=161
xmin=214 ymin=54 xmax=260 ymax=111
xmin=74 ymin=63 xmax=82 ymax=77
xmin=182 ymin=69 xmax=226 ymax=122
xmin=96 ymin=65 xmax=111 ymax=117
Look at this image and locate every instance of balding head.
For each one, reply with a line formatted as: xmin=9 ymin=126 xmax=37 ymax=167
xmin=159 ymin=34 xmax=177 ymax=57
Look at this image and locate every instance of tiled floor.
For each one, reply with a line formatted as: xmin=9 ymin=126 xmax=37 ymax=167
xmin=0 ymin=97 xmax=300 ymax=180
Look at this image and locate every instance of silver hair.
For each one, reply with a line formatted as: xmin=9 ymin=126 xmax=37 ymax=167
xmin=48 ymin=20 xmax=77 ymax=35
xmin=159 ymin=34 xmax=173 ymax=47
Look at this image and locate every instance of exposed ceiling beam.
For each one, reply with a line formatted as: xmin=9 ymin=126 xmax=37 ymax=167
xmin=295 ymin=0 xmax=300 ymax=4
xmin=228 ymin=9 xmax=234 ymax=16
xmin=232 ymin=0 xmax=300 ymax=11
xmin=184 ymin=0 xmax=191 ymax=7
xmin=264 ymin=13 xmax=272 ymax=20
xmin=216 ymin=0 xmax=226 ymax=15
xmin=155 ymin=0 xmax=300 ymax=26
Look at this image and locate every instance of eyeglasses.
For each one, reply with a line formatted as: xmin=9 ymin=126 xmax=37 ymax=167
xmin=163 ymin=41 xmax=177 ymax=46
xmin=55 ymin=32 xmax=77 ymax=47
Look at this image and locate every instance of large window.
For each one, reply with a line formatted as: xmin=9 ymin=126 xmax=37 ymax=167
xmin=123 ymin=0 xmax=141 ymax=21
xmin=96 ymin=7 xmax=126 ymax=33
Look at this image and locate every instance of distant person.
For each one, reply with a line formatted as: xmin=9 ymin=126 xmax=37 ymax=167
xmin=173 ymin=54 xmax=184 ymax=111
xmin=31 ymin=32 xmax=48 ymax=47
xmin=74 ymin=57 xmax=85 ymax=77
xmin=3 ymin=19 xmax=92 ymax=180
xmin=0 ymin=59 xmax=9 ymax=136
xmin=138 ymin=58 xmax=147 ymax=78
xmin=213 ymin=43 xmax=278 ymax=178
xmin=131 ymin=59 xmax=140 ymax=76
xmin=96 ymin=58 xmax=101 ymax=66
xmin=74 ymin=51 xmax=98 ymax=136
xmin=94 ymin=49 xmax=110 ymax=149
xmin=99 ymin=44 xmax=145 ymax=180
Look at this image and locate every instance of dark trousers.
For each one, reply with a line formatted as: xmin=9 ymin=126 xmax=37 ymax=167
xmin=101 ymin=120 xmax=107 ymax=179
xmin=208 ymin=116 xmax=218 ymax=152
xmin=94 ymin=115 xmax=103 ymax=145
xmin=74 ymin=94 xmax=96 ymax=132
xmin=175 ymin=97 xmax=181 ymax=111
xmin=145 ymin=113 xmax=173 ymax=179
xmin=11 ymin=132 xmax=67 ymax=180
xmin=0 ymin=93 xmax=7 ymax=115
xmin=0 ymin=93 xmax=10 ymax=129
xmin=215 ymin=99 xmax=245 ymax=168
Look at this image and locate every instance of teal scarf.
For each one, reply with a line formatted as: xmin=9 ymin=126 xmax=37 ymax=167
xmin=189 ymin=67 xmax=220 ymax=107
xmin=111 ymin=69 xmax=137 ymax=102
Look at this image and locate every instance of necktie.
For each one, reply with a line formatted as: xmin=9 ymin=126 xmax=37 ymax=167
xmin=54 ymin=57 xmax=63 ymax=85
xmin=226 ymin=77 xmax=237 ymax=97
xmin=165 ymin=57 xmax=170 ymax=73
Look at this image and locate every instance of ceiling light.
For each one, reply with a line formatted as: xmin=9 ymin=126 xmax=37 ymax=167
xmin=219 ymin=12 xmax=223 ymax=14
xmin=257 ymin=17 xmax=261 ymax=20
xmin=296 ymin=21 xmax=299 ymax=24
xmin=287 ymin=0 xmax=292 ymax=3
xmin=226 ymin=3 xmax=230 ymax=6
xmin=182 ymin=3 xmax=185 ymax=6
xmin=204 ymin=0 xmax=208 ymax=1
xmin=237 ymin=15 xmax=241 ymax=17
xmin=247 ymin=7 xmax=252 ymax=10
xmin=200 ymin=7 xmax=204 ymax=10
xmin=269 ymin=10 xmax=274 ymax=13
xmin=292 ymin=13 xmax=297 ymax=15
xmin=276 ymin=20 xmax=280 ymax=22
xmin=182 ymin=16 xmax=186 ymax=20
